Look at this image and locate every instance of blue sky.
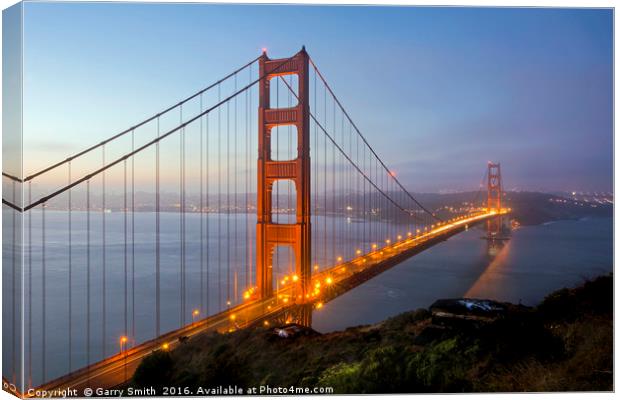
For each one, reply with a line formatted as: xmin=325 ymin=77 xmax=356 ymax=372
xmin=21 ymin=3 xmax=613 ymax=192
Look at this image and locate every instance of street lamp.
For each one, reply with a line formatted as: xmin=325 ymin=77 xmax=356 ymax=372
xmin=119 ymin=336 xmax=128 ymax=353
xmin=192 ymin=309 xmax=200 ymax=324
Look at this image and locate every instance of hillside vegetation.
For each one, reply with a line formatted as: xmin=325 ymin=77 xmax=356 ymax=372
xmin=132 ymin=274 xmax=612 ymax=393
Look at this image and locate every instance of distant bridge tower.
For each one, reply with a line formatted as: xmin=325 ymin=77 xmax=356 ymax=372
xmin=256 ymin=48 xmax=311 ymax=310
xmin=486 ymin=162 xmax=502 ymax=238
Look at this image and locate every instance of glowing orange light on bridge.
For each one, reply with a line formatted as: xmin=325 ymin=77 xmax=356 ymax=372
xmin=119 ymin=336 xmax=128 ymax=353
xmin=162 ymin=342 xmax=169 ymax=351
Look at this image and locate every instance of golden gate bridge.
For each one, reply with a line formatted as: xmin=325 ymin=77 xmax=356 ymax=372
xmin=2 ymin=47 xmax=508 ymax=396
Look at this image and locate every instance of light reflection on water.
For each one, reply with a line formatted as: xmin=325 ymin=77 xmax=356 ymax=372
xmin=464 ymin=239 xmax=512 ymax=298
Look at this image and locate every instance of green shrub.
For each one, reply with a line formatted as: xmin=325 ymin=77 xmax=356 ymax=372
xmin=405 ymin=337 xmax=476 ymax=392
xmin=317 ymin=362 xmax=362 ymax=393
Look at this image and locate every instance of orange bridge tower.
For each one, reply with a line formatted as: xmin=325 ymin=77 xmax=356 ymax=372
xmin=256 ymin=48 xmax=312 ymax=304
xmin=486 ymin=162 xmax=502 ymax=238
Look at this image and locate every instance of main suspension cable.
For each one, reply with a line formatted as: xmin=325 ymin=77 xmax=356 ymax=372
xmin=308 ymin=57 xmax=441 ymax=222
xmin=19 ymin=56 xmax=261 ymax=183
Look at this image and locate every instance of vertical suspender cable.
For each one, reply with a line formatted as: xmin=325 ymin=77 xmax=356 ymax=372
xmin=180 ymin=106 xmax=185 ymax=326
xmin=234 ymin=74 xmax=238 ymax=302
xmin=384 ymin=165 xmax=388 ymax=242
xmin=102 ymin=146 xmax=106 ymax=358
xmin=226 ymin=101 xmax=231 ymax=306
xmin=332 ymin=100 xmax=336 ymax=263
xmin=217 ymin=84 xmax=222 ymax=311
xmin=248 ymin=64 xmax=253 ymax=287
xmin=183 ymin=113 xmax=187 ymax=324
xmin=183 ymin=122 xmax=186 ymax=324
xmin=156 ymin=118 xmax=160 ymax=337
xmin=362 ymin=145 xmax=366 ymax=249
xmin=28 ymin=182 xmax=32 ymax=386
xmin=124 ymin=160 xmax=128 ymax=342
xmin=68 ymin=163 xmax=72 ymax=373
xmin=11 ymin=181 xmax=15 ymax=383
xmin=41 ymin=203 xmax=46 ymax=382
xmin=86 ymin=180 xmax=91 ymax=380
xmin=323 ymin=83 xmax=327 ymax=268
xmin=344 ymin=113 xmax=348 ymax=258
xmin=245 ymin=71 xmax=250 ymax=289
xmin=355 ymin=131 xmax=359 ymax=250
xmin=200 ymin=94 xmax=204 ymax=314
xmin=206 ymin=113 xmax=210 ymax=315
xmin=346 ymin=118 xmax=350 ymax=256
xmin=131 ymin=130 xmax=135 ymax=344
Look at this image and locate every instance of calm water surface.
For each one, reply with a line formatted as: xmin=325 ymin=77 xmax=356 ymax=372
xmin=2 ymin=212 xmax=612 ymax=386
xmin=313 ymin=217 xmax=612 ymax=332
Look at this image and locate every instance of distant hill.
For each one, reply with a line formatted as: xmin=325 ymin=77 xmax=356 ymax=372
xmin=39 ymin=188 xmax=611 ymax=227
xmin=416 ymin=190 xmax=612 ymax=225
